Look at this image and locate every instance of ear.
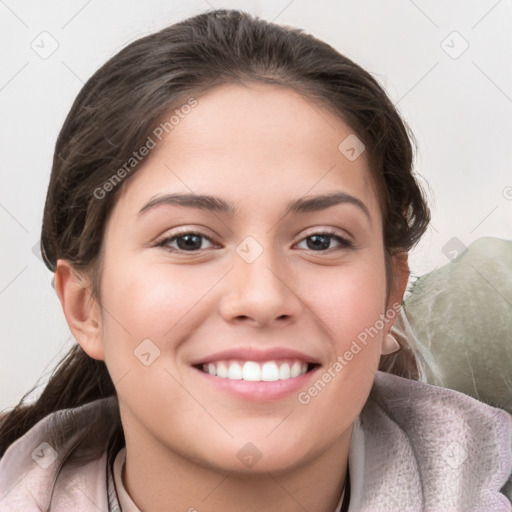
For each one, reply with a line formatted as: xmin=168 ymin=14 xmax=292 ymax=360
xmin=386 ymin=251 xmax=409 ymax=316
xmin=53 ymin=259 xmax=105 ymax=361
xmin=381 ymin=252 xmax=409 ymax=356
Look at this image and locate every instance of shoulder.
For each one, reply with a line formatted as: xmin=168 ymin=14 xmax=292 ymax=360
xmin=0 ymin=397 xmax=120 ymax=512
xmin=370 ymin=371 xmax=511 ymax=435
xmin=350 ymin=371 xmax=512 ymax=511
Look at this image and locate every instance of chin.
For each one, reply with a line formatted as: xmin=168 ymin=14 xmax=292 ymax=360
xmin=194 ymin=435 xmax=317 ymax=475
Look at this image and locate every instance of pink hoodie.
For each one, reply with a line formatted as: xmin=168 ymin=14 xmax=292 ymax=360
xmin=1 ymin=371 xmax=511 ymax=511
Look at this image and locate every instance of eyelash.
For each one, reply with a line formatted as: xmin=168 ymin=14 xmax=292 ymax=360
xmin=154 ymin=229 xmax=353 ymax=254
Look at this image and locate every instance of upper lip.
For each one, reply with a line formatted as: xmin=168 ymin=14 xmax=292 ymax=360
xmin=190 ymin=346 xmax=321 ymax=366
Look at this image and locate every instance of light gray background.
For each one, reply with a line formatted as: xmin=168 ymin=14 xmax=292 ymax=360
xmin=1 ymin=0 xmax=511 ymax=410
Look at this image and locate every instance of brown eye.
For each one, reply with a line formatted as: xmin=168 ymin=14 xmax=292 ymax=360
xmin=297 ymin=232 xmax=352 ymax=251
xmin=175 ymin=234 xmax=204 ymax=251
xmin=307 ymin=234 xmax=331 ymax=250
xmin=157 ymin=232 xmax=215 ymax=252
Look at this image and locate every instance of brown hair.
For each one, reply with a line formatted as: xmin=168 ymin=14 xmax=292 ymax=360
xmin=0 ymin=8 xmax=429 ymax=456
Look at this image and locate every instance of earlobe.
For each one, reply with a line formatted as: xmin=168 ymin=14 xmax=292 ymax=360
xmin=381 ymin=333 xmax=401 ymax=355
xmin=53 ymin=260 xmax=105 ymax=361
xmin=381 ymin=252 xmax=409 ymax=356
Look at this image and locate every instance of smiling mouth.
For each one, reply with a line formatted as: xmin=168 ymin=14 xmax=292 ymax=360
xmin=194 ymin=359 xmax=319 ymax=382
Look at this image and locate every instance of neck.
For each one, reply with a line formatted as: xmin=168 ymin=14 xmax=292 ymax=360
xmin=121 ymin=423 xmax=352 ymax=512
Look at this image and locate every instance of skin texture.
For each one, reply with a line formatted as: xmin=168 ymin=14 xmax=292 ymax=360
xmin=55 ymin=82 xmax=408 ymax=512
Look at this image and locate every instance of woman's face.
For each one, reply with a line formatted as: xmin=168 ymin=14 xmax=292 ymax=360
xmin=89 ymin=82 xmax=404 ymax=473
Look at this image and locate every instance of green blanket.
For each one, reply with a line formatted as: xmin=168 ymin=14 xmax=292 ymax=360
xmin=398 ymin=237 xmax=512 ymax=413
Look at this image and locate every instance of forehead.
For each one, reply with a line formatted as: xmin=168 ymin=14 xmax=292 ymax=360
xmin=113 ymin=82 xmax=379 ymax=219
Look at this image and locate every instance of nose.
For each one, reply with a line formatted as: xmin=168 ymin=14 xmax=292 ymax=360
xmin=218 ymin=243 xmax=303 ymax=328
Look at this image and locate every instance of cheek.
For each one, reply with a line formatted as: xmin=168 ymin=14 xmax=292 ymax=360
xmin=306 ymin=255 xmax=388 ymax=347
xmin=98 ymin=258 xmax=217 ymax=364
xmin=296 ymin=254 xmax=388 ymax=424
xmin=97 ymin=259 xmax=216 ymax=419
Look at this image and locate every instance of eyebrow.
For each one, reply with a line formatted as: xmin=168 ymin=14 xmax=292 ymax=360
xmin=138 ymin=192 xmax=371 ymax=221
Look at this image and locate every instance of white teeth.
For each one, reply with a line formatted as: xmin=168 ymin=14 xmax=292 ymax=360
xmin=217 ymin=361 xmax=228 ymax=378
xmin=290 ymin=361 xmax=302 ymax=378
xmin=200 ymin=359 xmax=310 ymax=381
xmin=242 ymin=361 xmax=261 ymax=381
xmin=279 ymin=363 xmax=291 ymax=380
xmin=261 ymin=361 xmax=279 ymax=381
xmin=227 ymin=362 xmax=243 ymax=380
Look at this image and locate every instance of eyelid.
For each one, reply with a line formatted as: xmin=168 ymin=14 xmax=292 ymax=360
xmin=154 ymin=225 xmax=217 ymax=242
xmin=153 ymin=227 xmax=218 ymax=250
xmin=295 ymin=227 xmax=353 ymax=244
xmin=153 ymin=226 xmax=354 ymax=253
xmin=293 ymin=229 xmax=353 ymax=250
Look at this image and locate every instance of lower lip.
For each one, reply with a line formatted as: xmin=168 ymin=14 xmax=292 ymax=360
xmin=192 ymin=365 xmax=320 ymax=401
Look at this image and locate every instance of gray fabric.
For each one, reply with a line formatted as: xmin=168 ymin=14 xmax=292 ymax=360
xmin=350 ymin=372 xmax=512 ymax=511
xmin=1 ymin=372 xmax=510 ymax=511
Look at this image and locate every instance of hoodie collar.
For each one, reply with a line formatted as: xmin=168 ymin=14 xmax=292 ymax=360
xmin=348 ymin=371 xmax=512 ymax=511
xmin=1 ymin=372 xmax=510 ymax=511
